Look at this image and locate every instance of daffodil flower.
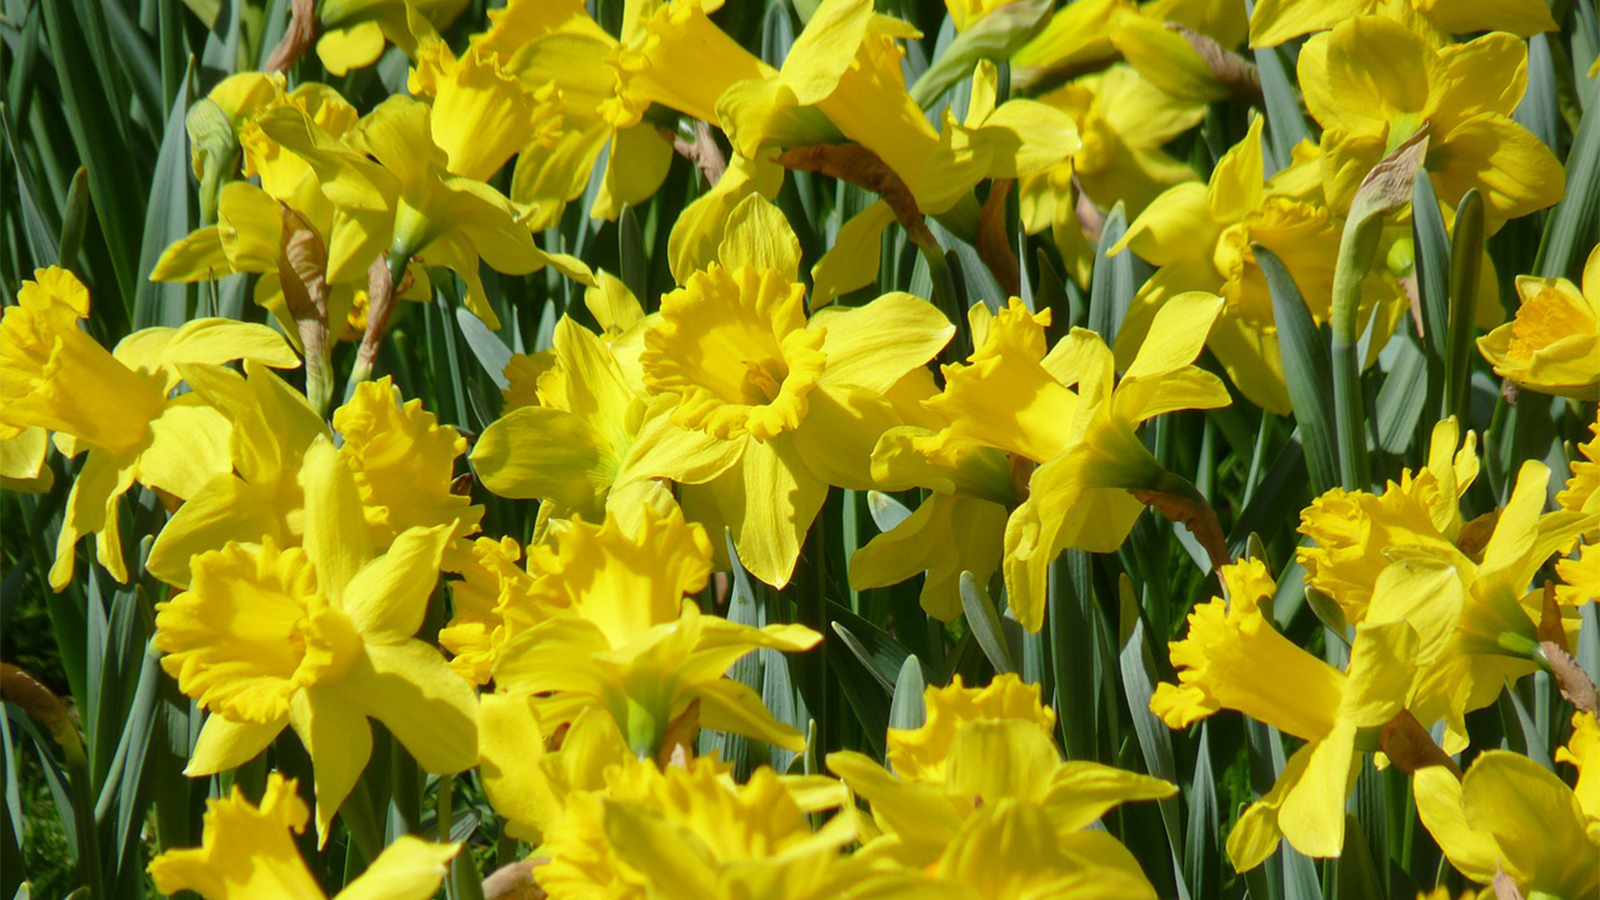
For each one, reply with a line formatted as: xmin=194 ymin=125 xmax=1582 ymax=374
xmin=1114 ymin=117 xmax=1414 ymax=413
xmin=0 ymin=425 xmax=53 ymax=493
xmin=468 ymin=0 xmax=676 ymax=227
xmin=829 ymin=673 xmax=1173 ymax=892
xmin=438 ymin=536 xmax=537 ymax=686
xmin=1151 ymin=558 xmax=1424 ymax=869
xmin=635 ymin=196 xmax=954 ymax=587
xmin=1299 ymin=16 xmax=1564 ymax=221
xmin=258 ymin=95 xmax=550 ymax=330
xmin=1018 ymin=64 xmax=1204 ymax=285
xmin=154 ymin=437 xmax=477 ymax=841
xmin=1556 ymin=411 xmax=1600 ymax=607
xmin=620 ymin=0 xmax=1077 ymax=218
xmin=470 ymin=294 xmax=720 ymax=534
xmin=1300 ymin=422 xmax=1597 ymax=747
xmin=0 ymin=268 xmax=298 ymax=589
xmin=146 ymin=364 xmax=483 ymax=586
xmin=1248 ymin=0 xmax=1555 ymax=48
xmin=1556 ymin=712 xmax=1599 ymax=828
xmin=148 ymin=773 xmax=458 ymax=900
xmin=1478 ymin=245 xmax=1600 ymax=400
xmin=850 ymin=357 xmax=1016 ymax=621
xmin=1415 ymin=750 xmax=1599 ymax=900
xmin=407 ymin=39 xmax=563 ymax=183
xmin=908 ymin=292 xmax=1229 ymax=630
xmin=537 ymin=752 xmax=860 ymax=900
xmin=315 ymin=0 xmax=467 ymax=75
xmin=490 ymin=505 xmax=822 ymax=757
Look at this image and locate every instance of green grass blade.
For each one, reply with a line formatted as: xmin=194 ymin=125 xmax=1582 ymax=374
xmin=1256 ymin=245 xmax=1339 ymax=494
xmin=133 ymin=61 xmax=196 ymax=329
xmin=1533 ymin=74 xmax=1600 ymax=280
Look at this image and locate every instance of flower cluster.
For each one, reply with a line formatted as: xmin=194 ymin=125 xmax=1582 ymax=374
xmin=3 ymin=0 xmax=1597 ymax=899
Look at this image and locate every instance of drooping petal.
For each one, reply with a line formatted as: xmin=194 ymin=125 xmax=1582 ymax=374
xmin=349 ymin=643 xmax=478 ymax=775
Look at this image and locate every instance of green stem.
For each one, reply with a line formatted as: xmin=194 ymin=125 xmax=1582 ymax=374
xmin=1329 ymin=210 xmax=1379 ymax=492
xmin=68 ymin=764 xmax=105 ymax=900
xmin=435 ymin=773 xmax=453 ymax=843
xmin=1443 ymin=190 xmax=1484 ymax=427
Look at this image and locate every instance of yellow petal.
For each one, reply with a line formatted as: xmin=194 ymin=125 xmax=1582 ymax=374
xmin=810 ymin=200 xmax=896 ymax=308
xmin=812 ymin=291 xmax=955 ymax=393
xmin=288 ymin=686 xmax=373 ymax=845
xmin=334 ymin=837 xmax=459 ymax=900
xmin=299 ymin=436 xmax=374 ymax=603
xmin=592 ymin=123 xmax=674 ymax=220
xmin=346 ymin=642 xmax=478 ymax=775
xmin=716 ymin=194 xmax=802 ymax=283
xmin=717 ymin=435 xmax=828 ymax=588
xmin=186 ymin=714 xmax=285 ymax=776
xmin=342 ymin=525 xmax=453 ymax=642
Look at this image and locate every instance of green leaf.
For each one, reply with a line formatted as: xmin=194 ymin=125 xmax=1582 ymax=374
xmin=1333 ymin=815 xmax=1385 ymax=900
xmin=1117 ymin=579 xmax=1186 ymax=890
xmin=1089 ymin=202 xmax=1146 ymax=346
xmin=619 ymin=205 xmax=648 ymax=308
xmin=1252 ymin=45 xmax=1311 ymax=174
xmin=1372 ymin=333 xmax=1428 ymax=462
xmin=1256 ymin=245 xmax=1339 ymax=494
xmin=1533 ymin=74 xmax=1600 ymax=280
xmin=908 ymin=0 xmax=1050 ymax=108
xmin=1411 ymin=172 xmax=1450 ymax=422
xmin=39 ymin=0 xmax=147 ymax=310
xmin=134 ymin=61 xmax=197 ymax=329
xmin=887 ymin=655 xmax=926 ymax=732
xmin=57 ymin=167 xmax=91 ymax=268
xmin=1445 ymin=189 xmax=1484 ymax=426
xmin=959 ymin=571 xmax=1016 ymax=674
xmin=1183 ymin=724 xmax=1218 ymax=900
xmin=455 ymin=306 xmax=513 ymax=391
xmin=2 ymin=105 xmax=61 ymax=269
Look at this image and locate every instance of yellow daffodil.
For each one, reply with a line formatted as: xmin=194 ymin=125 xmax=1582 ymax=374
xmin=155 ymin=80 xmax=433 ymax=349
xmin=468 ymin=0 xmax=676 ymax=227
xmin=1298 ymin=16 xmax=1564 ymax=220
xmin=316 ymin=0 xmax=467 ymax=75
xmin=1249 ymin=0 xmax=1556 ymax=48
xmin=437 ymin=536 xmax=537 ymax=686
xmin=407 ymin=40 xmax=563 ymax=183
xmin=478 ymin=702 xmax=630 ymax=843
xmin=537 ymin=752 xmax=859 ymax=900
xmin=1478 ymin=245 xmax=1600 ymax=400
xmin=635 ymin=197 xmax=954 ymax=587
xmin=1114 ymin=118 xmax=1411 ymax=413
xmin=147 ymin=366 xmax=482 ymax=587
xmin=259 ymin=95 xmax=547 ymax=330
xmin=148 ymin=773 xmax=458 ymax=900
xmin=491 ymin=505 xmax=822 ymax=757
xmin=154 ymin=437 xmax=477 ymax=841
xmin=1557 ymin=412 xmax=1600 ymax=606
xmin=1415 ymin=751 xmax=1599 ymax=899
xmin=829 ymin=673 xmax=1172 ymax=890
xmin=1019 ymin=64 xmax=1204 ymax=285
xmin=470 ymin=307 xmax=714 ymax=534
xmin=624 ymin=0 xmax=1077 ymax=218
xmin=0 ymin=268 xmax=297 ymax=589
xmin=1560 ymin=410 xmax=1600 ymax=517
xmin=1303 ymin=433 xmax=1596 ymax=750
xmin=1151 ymin=557 xmax=1423 ymax=869
xmin=850 ymin=357 xmax=1015 ymax=621
xmin=1557 ymin=712 xmax=1600 ymax=829
xmin=1297 ymin=418 xmax=1479 ymax=622
xmin=909 ymin=292 xmax=1229 ymax=630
